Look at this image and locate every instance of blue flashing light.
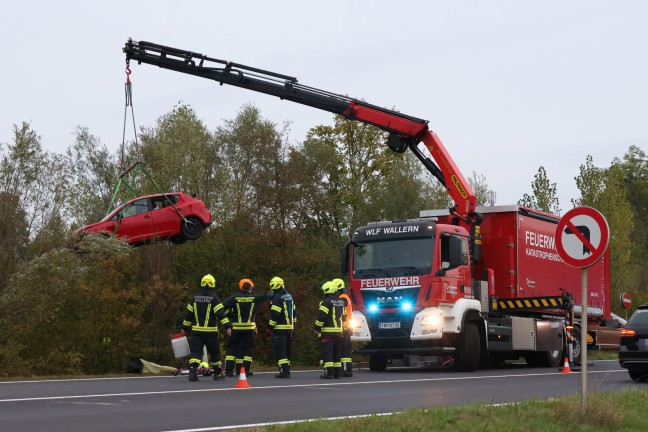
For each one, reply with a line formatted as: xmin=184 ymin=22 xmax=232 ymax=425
xmin=401 ymin=301 xmax=412 ymax=312
xmin=368 ymin=304 xmax=378 ymax=313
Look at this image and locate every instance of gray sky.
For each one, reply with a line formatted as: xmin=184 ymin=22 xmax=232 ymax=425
xmin=2 ymin=1 xmax=646 ymax=212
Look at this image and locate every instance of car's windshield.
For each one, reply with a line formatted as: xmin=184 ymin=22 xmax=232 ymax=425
xmin=353 ymin=237 xmax=434 ymax=277
xmin=628 ymin=310 xmax=648 ymax=326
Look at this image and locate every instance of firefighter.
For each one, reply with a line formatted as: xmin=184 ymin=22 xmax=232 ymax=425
xmin=222 ymin=278 xmax=272 ymax=377
xmin=182 ymin=274 xmax=232 ymax=382
xmin=332 ymin=278 xmax=353 ymax=377
xmin=268 ymin=276 xmax=296 ymax=378
xmin=315 ymin=281 xmax=346 ymax=379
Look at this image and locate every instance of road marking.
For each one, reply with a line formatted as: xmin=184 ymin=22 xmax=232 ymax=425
xmin=160 ymin=412 xmax=396 ymax=432
xmin=0 ymin=369 xmax=627 ymax=403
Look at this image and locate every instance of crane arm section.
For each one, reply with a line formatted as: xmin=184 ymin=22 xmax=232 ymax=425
xmin=123 ymin=39 xmax=478 ymax=223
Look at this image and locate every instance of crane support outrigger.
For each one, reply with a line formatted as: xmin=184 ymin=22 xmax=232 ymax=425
xmin=122 ymin=39 xmax=479 ymax=227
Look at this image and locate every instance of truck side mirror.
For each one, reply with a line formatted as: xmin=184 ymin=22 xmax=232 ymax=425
xmin=340 ymin=240 xmax=351 ymax=276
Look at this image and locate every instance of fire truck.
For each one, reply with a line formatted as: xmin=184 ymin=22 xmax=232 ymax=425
xmin=122 ymin=39 xmax=618 ymax=371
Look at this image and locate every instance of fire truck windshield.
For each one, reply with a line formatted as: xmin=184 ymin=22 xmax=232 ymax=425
xmin=353 ymin=238 xmax=434 ymax=278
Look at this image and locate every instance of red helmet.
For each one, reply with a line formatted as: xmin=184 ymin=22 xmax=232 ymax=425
xmin=238 ymin=278 xmax=254 ymax=291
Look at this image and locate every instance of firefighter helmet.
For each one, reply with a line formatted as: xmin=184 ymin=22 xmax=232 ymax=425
xmin=201 ymin=274 xmax=216 ymax=288
xmin=322 ymin=281 xmax=337 ymax=294
xmin=269 ymin=276 xmax=284 ymax=290
xmin=331 ymin=278 xmax=345 ymax=291
xmin=239 ymin=278 xmax=254 ymax=291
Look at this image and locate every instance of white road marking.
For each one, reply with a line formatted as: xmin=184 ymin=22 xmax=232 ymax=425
xmin=0 ymin=368 xmax=626 ymax=403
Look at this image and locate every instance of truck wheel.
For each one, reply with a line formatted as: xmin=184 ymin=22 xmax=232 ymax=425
xmin=526 ymin=350 xmax=562 ymax=368
xmin=455 ymin=322 xmax=480 ymax=372
xmin=181 ymin=216 xmax=204 ymax=241
xmin=571 ymin=327 xmax=582 ymax=366
xmin=369 ymin=355 xmax=388 ymax=371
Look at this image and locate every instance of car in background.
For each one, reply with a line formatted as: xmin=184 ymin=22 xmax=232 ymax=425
xmin=77 ymin=192 xmax=212 ymax=245
xmin=618 ymin=302 xmax=648 ymax=381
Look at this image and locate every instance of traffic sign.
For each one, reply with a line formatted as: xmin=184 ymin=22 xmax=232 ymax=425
xmin=555 ymin=207 xmax=610 ymax=268
xmin=620 ymin=292 xmax=632 ymax=310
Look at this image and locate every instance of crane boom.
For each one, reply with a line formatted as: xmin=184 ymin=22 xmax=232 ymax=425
xmin=123 ymin=39 xmax=478 ymax=224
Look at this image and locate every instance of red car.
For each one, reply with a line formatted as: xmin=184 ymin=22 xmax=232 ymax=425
xmin=77 ymin=192 xmax=212 ymax=245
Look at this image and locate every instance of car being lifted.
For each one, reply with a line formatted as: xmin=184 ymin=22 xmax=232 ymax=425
xmin=76 ymin=192 xmax=212 ymax=246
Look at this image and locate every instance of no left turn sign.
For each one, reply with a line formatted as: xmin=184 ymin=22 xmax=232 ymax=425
xmin=555 ymin=207 xmax=610 ymax=268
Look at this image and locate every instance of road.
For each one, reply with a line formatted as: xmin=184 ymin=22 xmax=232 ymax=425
xmin=0 ymin=361 xmax=639 ymax=432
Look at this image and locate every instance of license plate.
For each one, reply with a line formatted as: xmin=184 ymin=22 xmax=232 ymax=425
xmin=379 ymin=322 xmax=401 ymax=329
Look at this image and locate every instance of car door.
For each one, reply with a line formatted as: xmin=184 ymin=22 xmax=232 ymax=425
xmin=115 ymin=198 xmax=154 ymax=242
xmin=150 ymin=194 xmax=182 ymax=238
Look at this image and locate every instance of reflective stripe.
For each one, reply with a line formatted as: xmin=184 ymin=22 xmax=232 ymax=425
xmin=319 ymin=305 xmax=329 ymax=314
xmin=278 ymin=359 xmax=290 ymax=365
xmin=321 ymin=327 xmax=342 ymax=333
xmin=271 ymin=305 xmax=282 ymax=312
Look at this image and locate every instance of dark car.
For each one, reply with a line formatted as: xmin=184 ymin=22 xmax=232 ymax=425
xmin=618 ymin=302 xmax=648 ymax=381
xmin=77 ymin=192 xmax=212 ymax=245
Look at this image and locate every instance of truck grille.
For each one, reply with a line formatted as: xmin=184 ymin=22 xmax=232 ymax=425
xmin=360 ymin=286 xmax=420 ymax=311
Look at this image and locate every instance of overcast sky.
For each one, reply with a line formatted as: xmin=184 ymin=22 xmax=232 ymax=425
xmin=1 ymin=1 xmax=646 ymax=213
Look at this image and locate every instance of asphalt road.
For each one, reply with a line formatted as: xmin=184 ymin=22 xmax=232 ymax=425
xmin=0 ymin=361 xmax=640 ymax=432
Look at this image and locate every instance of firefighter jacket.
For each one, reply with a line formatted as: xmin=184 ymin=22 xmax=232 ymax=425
xmin=339 ymin=292 xmax=352 ymax=329
xmin=315 ymin=294 xmax=346 ymax=337
xmin=183 ymin=288 xmax=231 ymax=333
xmin=222 ymin=291 xmax=272 ymax=331
xmin=269 ymin=288 xmax=296 ymax=331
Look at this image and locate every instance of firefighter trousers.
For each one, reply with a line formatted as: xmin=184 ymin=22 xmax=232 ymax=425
xmin=320 ymin=334 xmax=342 ymax=378
xmin=340 ymin=330 xmax=353 ymax=376
xmin=188 ymin=331 xmax=222 ymax=371
xmin=273 ymin=330 xmax=292 ymax=376
xmin=225 ymin=329 xmax=254 ymax=375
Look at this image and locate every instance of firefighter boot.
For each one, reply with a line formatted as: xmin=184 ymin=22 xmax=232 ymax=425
xmin=224 ymin=359 xmax=235 ymax=377
xmin=275 ymin=364 xmax=290 ymax=378
xmin=188 ymin=365 xmax=199 ymax=382
xmin=213 ymin=365 xmax=225 ymax=381
xmin=343 ymin=361 xmax=353 ymax=377
xmin=334 ymin=367 xmax=342 ymax=379
xmin=320 ymin=367 xmax=334 ymax=379
xmin=244 ymin=360 xmax=253 ymax=376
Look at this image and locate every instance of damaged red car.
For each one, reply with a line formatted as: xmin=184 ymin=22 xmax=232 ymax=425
xmin=77 ymin=192 xmax=212 ymax=245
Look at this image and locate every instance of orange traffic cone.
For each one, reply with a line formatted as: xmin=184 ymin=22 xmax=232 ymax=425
xmin=234 ymin=367 xmax=251 ymax=388
xmin=560 ymin=357 xmax=572 ymax=373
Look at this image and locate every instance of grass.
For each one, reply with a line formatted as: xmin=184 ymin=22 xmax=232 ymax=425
xmin=258 ymin=388 xmax=648 ymax=432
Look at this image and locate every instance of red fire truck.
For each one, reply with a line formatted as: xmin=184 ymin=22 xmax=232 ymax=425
xmin=122 ymin=39 xmax=619 ymax=371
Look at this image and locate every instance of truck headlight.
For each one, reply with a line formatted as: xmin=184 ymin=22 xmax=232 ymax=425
xmin=421 ymin=313 xmax=442 ymax=330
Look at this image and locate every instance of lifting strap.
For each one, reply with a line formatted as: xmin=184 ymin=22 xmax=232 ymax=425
xmin=105 ymin=62 xmax=189 ymax=234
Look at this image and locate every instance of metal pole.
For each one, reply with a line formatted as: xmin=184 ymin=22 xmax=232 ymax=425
xmin=580 ymin=267 xmax=588 ymax=415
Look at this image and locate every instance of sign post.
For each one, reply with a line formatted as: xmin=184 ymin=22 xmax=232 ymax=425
xmin=555 ymin=207 xmax=610 ymax=415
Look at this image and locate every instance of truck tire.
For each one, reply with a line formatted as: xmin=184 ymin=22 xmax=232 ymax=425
xmin=525 ymin=349 xmax=562 ymax=368
xmin=571 ymin=327 xmax=582 ymax=366
xmin=369 ymin=355 xmax=388 ymax=371
xmin=455 ymin=322 xmax=480 ymax=372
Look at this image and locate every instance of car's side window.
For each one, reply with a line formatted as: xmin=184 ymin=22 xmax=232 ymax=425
xmin=122 ymin=198 xmax=150 ymax=218
xmin=152 ymin=195 xmax=178 ymax=210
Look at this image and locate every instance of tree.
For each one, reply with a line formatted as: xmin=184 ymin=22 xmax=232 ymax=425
xmin=519 ymin=166 xmax=561 ymax=215
xmin=64 ymin=126 xmax=118 ymax=226
xmin=467 ymin=171 xmax=491 ymax=207
xmin=139 ymin=104 xmax=223 ymax=212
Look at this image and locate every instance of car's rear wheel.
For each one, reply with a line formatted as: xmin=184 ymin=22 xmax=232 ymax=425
xmin=628 ymin=368 xmax=648 ymax=381
xmin=181 ymin=216 xmax=204 ymax=241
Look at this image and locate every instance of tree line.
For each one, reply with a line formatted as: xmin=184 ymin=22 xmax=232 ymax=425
xmin=0 ymin=104 xmax=646 ymax=376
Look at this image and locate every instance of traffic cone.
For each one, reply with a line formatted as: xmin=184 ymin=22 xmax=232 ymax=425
xmin=560 ymin=357 xmax=572 ymax=373
xmin=234 ymin=367 xmax=251 ymax=388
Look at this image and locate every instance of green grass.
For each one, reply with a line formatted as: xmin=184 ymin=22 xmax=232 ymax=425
xmin=257 ymin=389 xmax=648 ymax=432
